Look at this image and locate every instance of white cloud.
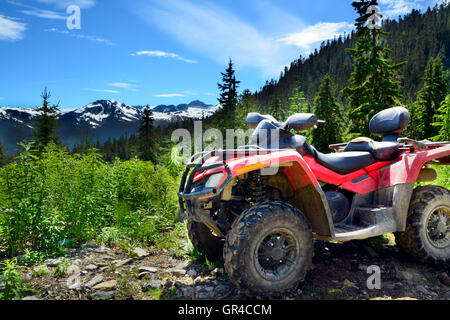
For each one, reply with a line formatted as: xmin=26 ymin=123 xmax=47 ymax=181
xmin=108 ymin=82 xmax=134 ymax=89
xmin=45 ymin=28 xmax=114 ymax=45
xmin=153 ymin=93 xmax=185 ymax=98
xmin=279 ymin=22 xmax=354 ymax=50
xmin=378 ymin=0 xmax=426 ymax=17
xmin=108 ymin=82 xmax=139 ymax=92
xmin=19 ymin=8 xmax=66 ymax=20
xmin=84 ymin=88 xmax=120 ymax=94
xmin=134 ymin=0 xmax=298 ymax=77
xmin=0 ymin=15 xmax=26 ymax=41
xmin=132 ymin=50 xmax=197 ymax=64
xmin=8 ymin=1 xmax=67 ymax=19
xmin=34 ymin=0 xmax=95 ymax=9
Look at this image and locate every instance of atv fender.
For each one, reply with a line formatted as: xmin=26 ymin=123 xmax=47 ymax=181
xmin=378 ymin=144 xmax=450 ymax=188
xmin=198 ymin=150 xmax=335 ymax=237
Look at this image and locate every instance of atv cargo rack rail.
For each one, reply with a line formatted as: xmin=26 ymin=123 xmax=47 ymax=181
xmin=329 ymin=139 xmax=449 ymax=152
xmin=178 ymin=147 xmax=294 ymax=217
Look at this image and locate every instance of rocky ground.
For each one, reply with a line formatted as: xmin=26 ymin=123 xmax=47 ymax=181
xmin=13 ymin=236 xmax=450 ymax=300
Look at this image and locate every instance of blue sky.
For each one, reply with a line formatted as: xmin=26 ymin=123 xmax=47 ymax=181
xmin=0 ymin=0 xmax=444 ymax=110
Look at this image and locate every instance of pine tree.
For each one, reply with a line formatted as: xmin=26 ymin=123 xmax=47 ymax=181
xmin=288 ymin=82 xmax=309 ymax=116
xmin=341 ymin=0 xmax=406 ymax=138
xmin=138 ymin=106 xmax=157 ymax=162
xmin=34 ymin=87 xmax=60 ymax=152
xmin=312 ymin=75 xmax=346 ymax=152
xmin=236 ymin=89 xmax=254 ymax=128
xmin=405 ymin=101 xmax=420 ymax=139
xmin=216 ymin=58 xmax=240 ymax=130
xmin=269 ymin=95 xmax=284 ymax=121
xmin=0 ymin=138 xmax=6 ymax=167
xmin=433 ymin=95 xmax=450 ymax=141
xmin=95 ymin=136 xmax=101 ymax=150
xmin=352 ymin=0 xmax=376 ymax=36
xmin=415 ymin=57 xmax=449 ymax=140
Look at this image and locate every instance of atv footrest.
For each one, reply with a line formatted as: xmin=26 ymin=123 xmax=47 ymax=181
xmin=333 ymin=206 xmax=396 ymax=241
xmin=353 ymin=206 xmax=394 ymax=227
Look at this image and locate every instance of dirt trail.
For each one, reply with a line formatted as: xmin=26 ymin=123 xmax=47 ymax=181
xmin=15 ymin=237 xmax=450 ymax=300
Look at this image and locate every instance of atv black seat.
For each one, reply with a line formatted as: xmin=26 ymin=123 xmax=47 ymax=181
xmin=344 ymin=138 xmax=400 ymax=161
xmin=314 ymin=150 xmax=376 ymax=175
xmin=290 ymin=138 xmax=376 ymax=175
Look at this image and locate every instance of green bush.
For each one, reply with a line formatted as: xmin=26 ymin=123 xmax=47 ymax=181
xmin=0 ymin=258 xmax=26 ymax=300
xmin=0 ymin=143 xmax=181 ymax=256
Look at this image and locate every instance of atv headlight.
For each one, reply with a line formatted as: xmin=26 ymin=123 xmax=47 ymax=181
xmin=205 ymin=172 xmax=224 ymax=188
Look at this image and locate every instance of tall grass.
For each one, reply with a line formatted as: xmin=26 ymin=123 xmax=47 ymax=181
xmin=0 ymin=143 xmax=180 ymax=257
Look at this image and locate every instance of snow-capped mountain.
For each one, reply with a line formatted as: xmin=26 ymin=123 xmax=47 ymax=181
xmin=71 ymin=100 xmax=140 ymax=128
xmin=0 ymin=107 xmax=41 ymax=127
xmin=0 ymin=99 xmax=220 ymax=153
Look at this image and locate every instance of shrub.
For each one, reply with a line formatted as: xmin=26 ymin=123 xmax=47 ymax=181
xmin=0 ymin=258 xmax=26 ymax=300
xmin=0 ymin=143 xmax=181 ymax=256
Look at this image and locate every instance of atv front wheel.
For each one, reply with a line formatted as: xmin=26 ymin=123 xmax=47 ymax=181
xmin=395 ymin=185 xmax=450 ymax=264
xmin=224 ymin=201 xmax=313 ymax=298
xmin=187 ymin=218 xmax=224 ymax=261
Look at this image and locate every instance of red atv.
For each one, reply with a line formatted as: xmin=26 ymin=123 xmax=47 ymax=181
xmin=178 ymin=106 xmax=450 ymax=298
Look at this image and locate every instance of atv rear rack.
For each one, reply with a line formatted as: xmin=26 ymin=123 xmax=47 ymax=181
xmin=329 ymin=139 xmax=449 ymax=152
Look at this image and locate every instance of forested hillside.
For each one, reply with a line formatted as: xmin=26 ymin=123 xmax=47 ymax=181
xmin=251 ymin=3 xmax=449 ymax=110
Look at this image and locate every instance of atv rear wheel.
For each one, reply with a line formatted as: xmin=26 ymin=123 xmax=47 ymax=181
xmin=224 ymin=201 xmax=313 ymax=298
xmin=395 ymin=185 xmax=450 ymax=264
xmin=187 ymin=218 xmax=224 ymax=261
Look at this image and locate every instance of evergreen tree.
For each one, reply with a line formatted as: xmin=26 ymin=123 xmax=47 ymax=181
xmin=95 ymin=136 xmax=101 ymax=150
xmin=311 ymin=75 xmax=345 ymax=152
xmin=341 ymin=0 xmax=406 ymax=138
xmin=138 ymin=106 xmax=157 ymax=161
xmin=34 ymin=88 xmax=60 ymax=151
xmin=269 ymin=95 xmax=284 ymax=121
xmin=0 ymin=139 xmax=6 ymax=167
xmin=288 ymin=82 xmax=309 ymax=116
xmin=216 ymin=58 xmax=240 ymax=130
xmin=236 ymin=89 xmax=254 ymax=128
xmin=414 ymin=57 xmax=449 ymax=139
xmin=405 ymin=100 xmax=420 ymax=139
xmin=433 ymin=95 xmax=450 ymax=141
xmin=352 ymin=0 xmax=377 ymax=35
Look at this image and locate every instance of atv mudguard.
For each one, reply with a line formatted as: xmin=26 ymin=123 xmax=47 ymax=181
xmin=179 ymin=149 xmax=335 ymax=237
xmin=377 ymin=144 xmax=450 ymax=188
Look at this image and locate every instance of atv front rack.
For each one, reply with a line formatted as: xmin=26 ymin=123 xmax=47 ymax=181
xmin=178 ymin=148 xmax=291 ymax=218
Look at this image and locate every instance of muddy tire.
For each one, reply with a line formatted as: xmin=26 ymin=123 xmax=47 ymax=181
xmin=187 ymin=218 xmax=224 ymax=261
xmin=224 ymin=201 xmax=313 ymax=298
xmin=395 ymin=185 xmax=450 ymax=264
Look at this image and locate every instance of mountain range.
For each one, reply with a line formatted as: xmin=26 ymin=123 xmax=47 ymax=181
xmin=0 ymin=99 xmax=220 ymax=154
